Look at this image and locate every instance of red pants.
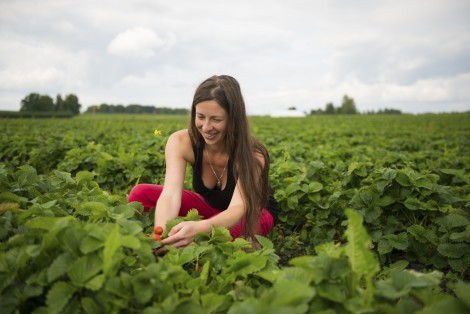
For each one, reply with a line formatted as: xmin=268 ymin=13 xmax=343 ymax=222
xmin=128 ymin=184 xmax=274 ymax=238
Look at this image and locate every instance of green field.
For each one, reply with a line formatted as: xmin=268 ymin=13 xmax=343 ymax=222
xmin=1 ymin=113 xmax=469 ymax=313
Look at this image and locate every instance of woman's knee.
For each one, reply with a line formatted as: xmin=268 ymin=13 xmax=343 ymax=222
xmin=127 ymin=184 xmax=163 ymax=211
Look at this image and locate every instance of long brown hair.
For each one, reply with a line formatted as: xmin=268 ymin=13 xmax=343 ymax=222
xmin=188 ymin=75 xmax=270 ymax=241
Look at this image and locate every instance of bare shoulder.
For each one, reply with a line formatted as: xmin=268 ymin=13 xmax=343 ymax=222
xmin=166 ymin=129 xmax=195 ymax=164
xmin=168 ymin=129 xmax=191 ymax=143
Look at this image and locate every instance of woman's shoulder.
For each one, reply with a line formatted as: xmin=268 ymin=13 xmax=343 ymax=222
xmin=169 ymin=129 xmax=190 ymax=141
xmin=167 ymin=129 xmax=195 ymax=163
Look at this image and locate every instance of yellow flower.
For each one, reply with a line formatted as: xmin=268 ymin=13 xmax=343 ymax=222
xmin=154 ymin=129 xmax=162 ymax=136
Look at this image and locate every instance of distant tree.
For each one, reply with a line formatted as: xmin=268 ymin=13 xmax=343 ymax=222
xmin=55 ymin=94 xmax=64 ymax=111
xmin=338 ymin=95 xmax=357 ymax=114
xmin=85 ymin=103 xmax=189 ymax=115
xmin=20 ymin=93 xmax=54 ymax=112
xmin=309 ymin=108 xmax=323 ymax=115
xmin=62 ymin=94 xmax=81 ymax=115
xmin=382 ymin=108 xmax=402 ymax=114
xmin=115 ymin=104 xmax=125 ymax=113
xmin=288 ymin=106 xmax=297 ymax=110
xmin=20 ymin=92 xmax=80 ymax=115
xmin=20 ymin=93 xmax=41 ymax=112
xmin=325 ymin=102 xmax=336 ymax=114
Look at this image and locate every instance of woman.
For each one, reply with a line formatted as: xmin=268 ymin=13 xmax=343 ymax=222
xmin=128 ymin=75 xmax=278 ymax=248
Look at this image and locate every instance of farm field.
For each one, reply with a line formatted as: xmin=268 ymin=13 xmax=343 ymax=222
xmin=1 ymin=113 xmax=469 ymax=313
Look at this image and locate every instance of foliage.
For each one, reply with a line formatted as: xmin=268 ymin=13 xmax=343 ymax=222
xmin=20 ymin=93 xmax=81 ymax=115
xmin=309 ymin=94 xmax=358 ymax=115
xmin=85 ymin=103 xmax=190 ymax=115
xmin=0 ymin=111 xmax=75 ymax=118
xmin=0 ymin=113 xmax=469 ymax=312
xmin=1 ymin=165 xmax=468 ymax=313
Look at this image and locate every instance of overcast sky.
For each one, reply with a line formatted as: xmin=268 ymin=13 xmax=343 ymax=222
xmin=1 ymin=0 xmax=469 ymax=115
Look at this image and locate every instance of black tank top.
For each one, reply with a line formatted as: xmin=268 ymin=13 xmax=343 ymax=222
xmin=191 ymin=143 xmax=279 ymax=223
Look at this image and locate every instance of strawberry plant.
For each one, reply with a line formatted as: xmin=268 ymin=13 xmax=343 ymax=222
xmin=1 ymin=113 xmax=469 ymax=312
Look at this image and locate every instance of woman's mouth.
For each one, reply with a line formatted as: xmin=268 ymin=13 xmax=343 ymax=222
xmin=204 ymin=133 xmax=217 ymax=140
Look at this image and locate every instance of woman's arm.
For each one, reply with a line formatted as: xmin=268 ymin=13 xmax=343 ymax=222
xmin=161 ymin=150 xmax=266 ymax=248
xmin=154 ymin=130 xmax=192 ymax=230
xmin=161 ymin=181 xmax=246 ymax=248
xmin=200 ymin=182 xmax=246 ymax=230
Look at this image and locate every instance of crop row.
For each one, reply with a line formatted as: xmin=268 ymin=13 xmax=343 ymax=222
xmin=1 ymin=113 xmax=469 ymax=312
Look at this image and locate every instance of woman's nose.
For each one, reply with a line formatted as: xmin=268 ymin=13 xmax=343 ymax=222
xmin=202 ymin=120 xmax=212 ymax=131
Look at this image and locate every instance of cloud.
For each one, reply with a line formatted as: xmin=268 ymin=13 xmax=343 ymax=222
xmin=325 ymin=73 xmax=470 ymax=113
xmin=0 ymin=0 xmax=469 ymax=113
xmin=107 ymin=27 xmax=173 ymax=58
xmin=0 ymin=40 xmax=91 ymax=93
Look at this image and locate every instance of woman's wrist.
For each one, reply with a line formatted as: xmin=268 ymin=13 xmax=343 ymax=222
xmin=197 ymin=219 xmax=213 ymax=234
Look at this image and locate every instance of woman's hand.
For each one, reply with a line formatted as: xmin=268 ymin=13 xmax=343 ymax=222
xmin=160 ymin=220 xmax=209 ymax=248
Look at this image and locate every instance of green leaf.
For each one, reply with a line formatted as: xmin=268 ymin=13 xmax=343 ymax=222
xmin=437 ymin=243 xmax=468 ymax=258
xmin=285 ymin=183 xmax=300 ymax=195
xmin=163 ymin=209 xmax=203 ymax=238
xmin=378 ymin=239 xmax=393 ymax=255
xmin=377 ymin=195 xmax=396 ymax=207
xmin=359 ymin=189 xmax=378 ymax=206
xmin=84 ymin=274 xmax=106 ymax=291
xmin=453 ymin=281 xmax=470 ymax=308
xmin=110 ymin=204 xmax=136 ymax=220
xmin=46 ymin=281 xmax=77 ymax=314
xmin=47 ymin=252 xmax=73 ymax=283
xmin=103 ymin=225 xmax=121 ymax=276
xmin=403 ymin=197 xmax=423 ymax=210
xmin=414 ymin=176 xmax=433 ymax=190
xmin=383 ymin=232 xmax=409 ymax=250
xmin=117 ymin=219 xmax=143 ymax=236
xmin=121 ymin=235 xmax=140 ymax=249
xmin=266 ymin=278 xmax=316 ymax=307
xmin=450 ymin=225 xmax=470 ymax=242
xmin=255 ymin=235 xmax=274 ymax=250
xmin=80 ymin=236 xmax=104 ymax=254
xmin=81 ymin=297 xmax=101 ymax=314
xmin=448 ymin=254 xmax=470 ymax=273
xmin=75 ymin=171 xmax=95 ymax=183
xmin=395 ymin=171 xmax=412 ymax=187
xmin=0 ymin=192 xmax=27 ymax=203
xmin=53 ymin=170 xmax=76 ymax=185
xmin=440 ymin=168 xmax=470 ymax=184
xmin=201 ymin=293 xmax=229 ymax=313
xmin=378 ymin=260 xmax=409 ymax=278
xmin=308 ymin=182 xmax=323 ymax=193
xmin=407 ymin=224 xmax=438 ymax=244
xmin=67 ymin=254 xmax=102 ymax=286
xmin=227 ymin=299 xmax=267 ymax=314
xmin=344 ymin=208 xmax=380 ymax=276
xmin=76 ymin=202 xmax=107 ymax=218
xmin=226 ymin=254 xmax=268 ymax=277
xmin=437 ymin=214 xmax=469 ymax=232
xmin=26 ymin=217 xmax=61 ymax=230
xmin=209 ymin=226 xmax=233 ymax=243
xmin=16 ymin=165 xmax=39 ymax=187
xmin=186 ymin=208 xmax=203 ymax=221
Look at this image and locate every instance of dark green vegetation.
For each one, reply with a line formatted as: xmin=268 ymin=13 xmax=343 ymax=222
xmin=19 ymin=93 xmax=81 ymax=116
xmin=1 ymin=113 xmax=469 ymax=313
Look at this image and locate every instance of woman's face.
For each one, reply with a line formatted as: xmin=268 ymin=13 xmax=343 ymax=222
xmin=195 ymin=100 xmax=228 ymax=145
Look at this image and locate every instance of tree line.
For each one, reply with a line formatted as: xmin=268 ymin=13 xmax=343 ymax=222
xmin=19 ymin=93 xmax=81 ymax=116
xmin=85 ymin=104 xmax=189 ymax=115
xmin=309 ymin=95 xmax=402 ymax=115
xmin=17 ymin=92 xmax=189 ymax=116
xmin=17 ymin=92 xmax=402 ymax=117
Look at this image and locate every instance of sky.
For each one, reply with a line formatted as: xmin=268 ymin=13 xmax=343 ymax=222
xmin=1 ymin=0 xmax=469 ymax=115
